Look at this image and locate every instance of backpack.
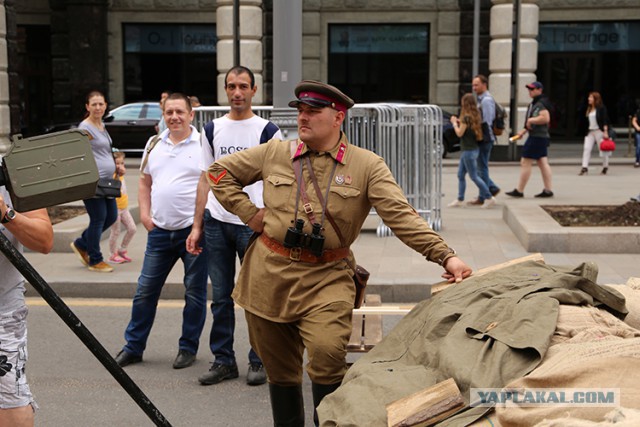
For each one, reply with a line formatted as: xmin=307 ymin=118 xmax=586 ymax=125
xmin=139 ymin=134 xmax=162 ymax=176
xmin=492 ymin=101 xmax=507 ymax=136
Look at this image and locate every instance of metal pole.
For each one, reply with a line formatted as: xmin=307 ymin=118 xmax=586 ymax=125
xmin=472 ymin=0 xmax=480 ymax=78
xmin=233 ymin=0 xmax=240 ymax=66
xmin=508 ymin=0 xmax=521 ymax=160
xmin=0 ymin=234 xmax=172 ymax=427
xmin=270 ymin=0 xmax=302 ymax=139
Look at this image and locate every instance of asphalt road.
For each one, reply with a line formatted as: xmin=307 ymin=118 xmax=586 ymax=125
xmin=26 ymin=297 xmax=404 ymax=426
xmin=27 ymin=298 xmax=279 ymax=427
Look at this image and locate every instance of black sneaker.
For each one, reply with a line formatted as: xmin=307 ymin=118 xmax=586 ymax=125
xmin=490 ymin=188 xmax=501 ymax=197
xmin=198 ymin=362 xmax=239 ymax=385
xmin=505 ymin=189 xmax=524 ymax=198
xmin=172 ymin=349 xmax=196 ymax=369
xmin=246 ymin=363 xmax=267 ymax=386
xmin=534 ymin=190 xmax=554 ymax=198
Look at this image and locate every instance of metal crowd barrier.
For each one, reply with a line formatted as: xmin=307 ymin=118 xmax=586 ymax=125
xmin=343 ymin=104 xmax=443 ymax=233
xmin=193 ymin=103 xmax=444 ymax=233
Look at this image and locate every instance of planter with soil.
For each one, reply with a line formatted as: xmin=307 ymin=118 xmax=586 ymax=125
xmin=504 ymin=201 xmax=640 ymax=254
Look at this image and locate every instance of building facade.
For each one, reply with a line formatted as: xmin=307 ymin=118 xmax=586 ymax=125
xmin=2 ymin=0 xmax=639 ymax=148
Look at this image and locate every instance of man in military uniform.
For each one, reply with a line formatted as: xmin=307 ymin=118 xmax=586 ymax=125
xmin=208 ymin=80 xmax=472 ymax=426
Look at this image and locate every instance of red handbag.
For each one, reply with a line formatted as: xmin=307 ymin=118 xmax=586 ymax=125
xmin=600 ymin=137 xmax=616 ymax=152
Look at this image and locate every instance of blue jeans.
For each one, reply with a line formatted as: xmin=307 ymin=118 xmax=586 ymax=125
xmin=204 ymin=210 xmax=261 ymax=366
xmin=458 ymin=149 xmax=492 ymax=201
xmin=123 ymin=226 xmax=208 ymax=356
xmin=477 ymin=140 xmax=500 ymax=198
xmin=75 ymin=197 xmax=118 ymax=265
xmin=635 ymin=133 xmax=640 ymax=163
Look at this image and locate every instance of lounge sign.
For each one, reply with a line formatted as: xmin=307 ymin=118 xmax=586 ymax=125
xmin=538 ymin=22 xmax=640 ymax=52
xmin=329 ymin=24 xmax=428 ymax=54
xmin=125 ymin=24 xmax=217 ymax=54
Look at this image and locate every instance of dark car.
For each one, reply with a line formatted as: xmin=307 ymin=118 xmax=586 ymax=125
xmin=44 ymin=102 xmax=161 ymax=155
xmin=104 ymin=102 xmax=162 ymax=154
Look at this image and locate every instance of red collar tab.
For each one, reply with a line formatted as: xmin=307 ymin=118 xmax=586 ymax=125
xmin=335 ymin=142 xmax=347 ymax=163
xmin=293 ymin=141 xmax=305 ymax=159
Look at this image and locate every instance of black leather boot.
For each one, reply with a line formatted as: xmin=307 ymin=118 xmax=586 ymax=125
xmin=269 ymin=384 xmax=305 ymax=427
xmin=312 ymin=382 xmax=341 ymax=427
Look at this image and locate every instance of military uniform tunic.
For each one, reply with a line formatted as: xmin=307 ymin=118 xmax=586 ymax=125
xmin=209 ymin=133 xmax=455 ymax=323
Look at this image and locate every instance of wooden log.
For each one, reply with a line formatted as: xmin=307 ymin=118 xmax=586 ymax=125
xmin=386 ymin=378 xmax=464 ymax=427
xmin=431 ymin=253 xmax=545 ymax=296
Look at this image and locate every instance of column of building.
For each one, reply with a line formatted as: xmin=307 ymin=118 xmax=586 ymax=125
xmin=216 ymin=0 xmax=265 ymax=105
xmin=489 ymin=0 xmax=539 ymax=143
xmin=437 ymin=6 xmax=462 ymax=114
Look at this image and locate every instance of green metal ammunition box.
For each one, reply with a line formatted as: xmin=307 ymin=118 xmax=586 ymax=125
xmin=2 ymin=130 xmax=99 ymax=212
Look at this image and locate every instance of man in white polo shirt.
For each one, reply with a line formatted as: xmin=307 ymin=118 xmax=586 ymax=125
xmin=115 ymin=92 xmax=208 ymax=370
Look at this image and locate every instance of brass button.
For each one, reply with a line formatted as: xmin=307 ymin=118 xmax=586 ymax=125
xmin=485 ymin=322 xmax=498 ymax=332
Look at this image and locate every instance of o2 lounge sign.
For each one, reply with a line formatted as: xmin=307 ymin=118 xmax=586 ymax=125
xmin=538 ymin=22 xmax=640 ymax=52
xmin=125 ymin=24 xmax=216 ymax=54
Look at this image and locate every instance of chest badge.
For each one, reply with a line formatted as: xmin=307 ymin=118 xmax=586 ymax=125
xmin=335 ymin=174 xmax=345 ymax=185
xmin=345 ymin=175 xmax=352 ymax=185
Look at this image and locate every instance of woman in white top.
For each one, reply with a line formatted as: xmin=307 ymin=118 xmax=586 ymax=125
xmin=579 ymin=91 xmax=611 ymax=175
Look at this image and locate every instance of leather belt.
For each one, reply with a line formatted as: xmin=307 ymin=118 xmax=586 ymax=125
xmin=259 ymin=233 xmax=349 ymax=263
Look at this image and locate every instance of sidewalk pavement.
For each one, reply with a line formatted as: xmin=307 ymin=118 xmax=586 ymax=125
xmin=23 ymin=142 xmax=640 ymax=302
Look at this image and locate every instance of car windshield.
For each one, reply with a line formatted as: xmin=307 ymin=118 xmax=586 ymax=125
xmin=110 ymin=104 xmax=144 ymax=120
xmin=146 ymin=104 xmax=162 ymax=120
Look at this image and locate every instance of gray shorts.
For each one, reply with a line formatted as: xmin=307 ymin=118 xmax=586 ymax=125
xmin=0 ymin=304 xmax=37 ymax=410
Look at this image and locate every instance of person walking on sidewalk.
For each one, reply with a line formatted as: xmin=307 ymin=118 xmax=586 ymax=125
xmin=186 ymin=66 xmax=282 ymax=387
xmin=0 ymin=190 xmax=53 ymax=427
xmin=448 ymin=93 xmax=496 ymax=209
xmin=632 ymin=107 xmax=640 ymax=168
xmin=115 ymin=93 xmax=208 ymax=370
xmin=208 ymin=80 xmax=472 ymax=427
xmin=70 ymin=90 xmax=118 ymax=273
xmin=108 ymin=151 xmax=136 ymax=264
xmin=468 ymin=74 xmax=500 ymax=205
xmin=578 ymin=91 xmax=612 ymax=176
xmin=506 ymin=81 xmax=554 ymax=198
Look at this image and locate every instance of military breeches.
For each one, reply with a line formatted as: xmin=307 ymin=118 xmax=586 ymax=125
xmin=245 ymin=301 xmax=353 ymax=386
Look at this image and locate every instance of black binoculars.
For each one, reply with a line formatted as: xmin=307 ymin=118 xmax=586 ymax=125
xmin=283 ymin=219 xmax=325 ymax=257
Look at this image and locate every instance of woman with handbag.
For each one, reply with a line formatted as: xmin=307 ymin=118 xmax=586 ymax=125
xmin=579 ymin=91 xmax=612 ymax=175
xmin=70 ymin=90 xmax=118 ymax=272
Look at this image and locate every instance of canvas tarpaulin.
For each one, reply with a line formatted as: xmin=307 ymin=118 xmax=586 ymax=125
xmin=318 ymin=261 xmax=627 ymax=426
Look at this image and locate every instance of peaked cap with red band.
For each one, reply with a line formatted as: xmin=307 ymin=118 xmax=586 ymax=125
xmin=288 ymin=80 xmax=354 ymax=113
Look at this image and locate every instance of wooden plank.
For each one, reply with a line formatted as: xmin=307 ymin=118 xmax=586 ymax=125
xmin=348 ymin=313 xmax=363 ymax=350
xmin=353 ymin=306 xmax=414 ymax=315
xmin=362 ymin=294 xmax=382 ymax=350
xmin=386 ymin=378 xmax=464 ymax=427
xmin=430 ymin=253 xmax=545 ymax=296
xmin=348 ymin=294 xmax=384 ymax=352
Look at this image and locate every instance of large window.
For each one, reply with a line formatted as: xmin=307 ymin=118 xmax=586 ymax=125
xmin=328 ymin=24 xmax=429 ymax=103
xmin=537 ymin=21 xmax=640 ymax=138
xmin=123 ymin=24 xmax=217 ymax=104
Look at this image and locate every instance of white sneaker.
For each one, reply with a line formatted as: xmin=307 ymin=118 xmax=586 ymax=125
xmin=481 ymin=197 xmax=496 ymax=209
xmin=448 ymin=199 xmax=464 ymax=208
